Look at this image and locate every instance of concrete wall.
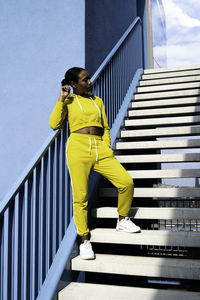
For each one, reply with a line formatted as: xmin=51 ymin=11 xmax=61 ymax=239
xmin=0 ymin=0 xmax=85 ymax=199
xmin=85 ymin=0 xmax=137 ymax=76
xmin=0 ymin=0 xmax=153 ymax=200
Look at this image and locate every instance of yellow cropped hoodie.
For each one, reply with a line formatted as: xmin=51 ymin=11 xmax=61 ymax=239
xmin=49 ymin=93 xmax=111 ymax=147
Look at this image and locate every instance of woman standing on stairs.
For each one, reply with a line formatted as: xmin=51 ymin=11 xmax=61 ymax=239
xmin=49 ymin=67 xmax=141 ymax=260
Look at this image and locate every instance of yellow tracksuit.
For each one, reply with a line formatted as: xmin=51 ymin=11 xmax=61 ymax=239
xmin=49 ymin=93 xmax=134 ymax=236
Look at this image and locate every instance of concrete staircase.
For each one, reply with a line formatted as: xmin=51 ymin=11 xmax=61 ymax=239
xmin=59 ymin=65 xmax=200 ymax=299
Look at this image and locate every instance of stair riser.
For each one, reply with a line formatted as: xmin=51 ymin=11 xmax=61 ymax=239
xmin=99 ymin=187 xmax=200 ymax=198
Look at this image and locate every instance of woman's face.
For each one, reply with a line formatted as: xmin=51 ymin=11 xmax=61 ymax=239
xmin=72 ymin=70 xmax=92 ymax=95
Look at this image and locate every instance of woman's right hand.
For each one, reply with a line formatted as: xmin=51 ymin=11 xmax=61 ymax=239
xmin=58 ymin=85 xmax=71 ymax=102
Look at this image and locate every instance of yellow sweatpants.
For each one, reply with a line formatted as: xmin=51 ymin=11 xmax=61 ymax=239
xmin=66 ymin=132 xmax=134 ymax=236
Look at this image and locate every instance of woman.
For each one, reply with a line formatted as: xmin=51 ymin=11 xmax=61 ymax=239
xmin=49 ymin=67 xmax=140 ymax=260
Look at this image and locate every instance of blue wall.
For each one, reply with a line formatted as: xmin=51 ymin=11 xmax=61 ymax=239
xmin=0 ymin=0 xmax=85 ymax=200
xmin=85 ymin=0 xmax=137 ymax=75
xmin=0 ymin=0 xmax=152 ymax=200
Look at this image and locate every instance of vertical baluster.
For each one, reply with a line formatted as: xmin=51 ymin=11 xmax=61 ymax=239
xmin=110 ymin=61 xmax=113 ymax=127
xmin=23 ymin=178 xmax=32 ymax=300
xmin=47 ymin=143 xmax=54 ymax=270
xmin=13 ymin=190 xmax=23 ymax=300
xmin=53 ymin=135 xmax=60 ymax=255
xmin=61 ymin=127 xmax=66 ymax=238
xmin=38 ymin=154 xmax=47 ymax=290
xmin=59 ymin=128 xmax=65 ymax=243
xmin=65 ymin=125 xmax=71 ymax=229
xmin=3 ymin=207 xmax=12 ymax=300
xmin=0 ymin=217 xmax=3 ymax=300
xmin=31 ymin=165 xmax=40 ymax=299
xmin=119 ymin=47 xmax=122 ymax=112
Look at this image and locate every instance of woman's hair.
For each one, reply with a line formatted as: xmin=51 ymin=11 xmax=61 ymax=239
xmin=61 ymin=67 xmax=85 ymax=86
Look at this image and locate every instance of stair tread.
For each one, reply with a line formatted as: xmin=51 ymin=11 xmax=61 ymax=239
xmin=120 ymin=127 xmax=200 ymax=138
xmin=131 ymin=97 xmax=200 ymax=108
xmin=128 ymin=106 xmax=200 ymax=117
xmin=92 ymin=207 xmax=200 ymax=219
xmin=115 ymin=138 xmax=200 ymax=149
xmin=137 ymin=82 xmax=200 ymax=94
xmin=143 ymin=65 xmax=200 ymax=74
xmin=142 ymin=70 xmax=200 ymax=80
xmin=99 ymin=187 xmax=200 ymax=197
xmin=139 ymin=75 xmax=200 ymax=86
xmin=72 ymin=254 xmax=200 ymax=280
xmin=59 ymin=282 xmax=200 ymax=300
xmin=134 ymin=89 xmax=200 ymax=100
xmin=90 ymin=228 xmax=200 ymax=247
xmin=115 ymin=153 xmax=200 ymax=163
xmin=128 ymin=169 xmax=200 ymax=178
xmin=125 ymin=115 xmax=200 ymax=126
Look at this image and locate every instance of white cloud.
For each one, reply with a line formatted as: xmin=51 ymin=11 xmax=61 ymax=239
xmin=154 ymin=43 xmax=200 ymax=67
xmin=153 ymin=0 xmax=200 ymax=67
xmin=162 ymin=0 xmax=200 ymax=29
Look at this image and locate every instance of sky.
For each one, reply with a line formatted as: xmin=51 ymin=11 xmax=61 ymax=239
xmin=153 ymin=0 xmax=200 ymax=187
xmin=153 ymin=0 xmax=200 ymax=68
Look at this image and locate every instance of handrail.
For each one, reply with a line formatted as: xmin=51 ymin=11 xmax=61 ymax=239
xmin=0 ymin=16 xmax=144 ymax=300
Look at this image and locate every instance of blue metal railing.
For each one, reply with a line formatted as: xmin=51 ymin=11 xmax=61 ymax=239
xmin=0 ymin=16 xmax=143 ymax=300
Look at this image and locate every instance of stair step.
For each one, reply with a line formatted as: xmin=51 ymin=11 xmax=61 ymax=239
xmin=139 ymin=75 xmax=200 ymax=86
xmin=131 ymin=97 xmax=200 ymax=108
xmin=92 ymin=207 xmax=200 ymax=219
xmin=90 ymin=228 xmax=200 ymax=247
xmin=137 ymin=82 xmax=200 ymax=94
xmin=127 ymin=169 xmax=200 ymax=179
xmin=128 ymin=106 xmax=200 ymax=117
xmin=72 ymin=254 xmax=200 ymax=280
xmin=115 ymin=139 xmax=200 ymax=150
xmin=143 ymin=65 xmax=200 ymax=74
xmin=120 ymin=127 xmax=200 ymax=138
xmin=133 ymin=89 xmax=200 ymax=100
xmin=142 ymin=69 xmax=200 ymax=81
xmin=125 ymin=115 xmax=200 ymax=127
xmin=59 ymin=282 xmax=200 ymax=300
xmin=115 ymin=153 xmax=200 ymax=163
xmin=99 ymin=187 xmax=200 ymax=198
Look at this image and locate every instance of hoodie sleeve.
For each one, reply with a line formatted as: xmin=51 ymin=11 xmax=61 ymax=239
xmin=49 ymin=101 xmax=68 ymax=130
xmin=99 ymin=98 xmax=111 ymax=147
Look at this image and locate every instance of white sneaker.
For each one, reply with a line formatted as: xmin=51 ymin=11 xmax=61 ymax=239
xmin=79 ymin=240 xmax=95 ymax=260
xmin=116 ymin=217 xmax=141 ymax=233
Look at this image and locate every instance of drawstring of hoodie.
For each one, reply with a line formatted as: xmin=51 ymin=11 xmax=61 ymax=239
xmin=88 ymin=136 xmax=98 ymax=162
xmin=75 ymin=94 xmax=100 ymax=162
xmin=75 ymin=94 xmax=101 ymax=121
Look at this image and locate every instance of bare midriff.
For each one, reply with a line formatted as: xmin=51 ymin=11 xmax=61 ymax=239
xmin=73 ymin=126 xmax=102 ymax=136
